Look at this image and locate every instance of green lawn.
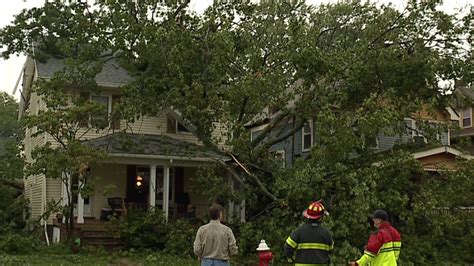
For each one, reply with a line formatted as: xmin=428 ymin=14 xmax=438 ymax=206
xmin=0 ymin=253 xmax=198 ymax=265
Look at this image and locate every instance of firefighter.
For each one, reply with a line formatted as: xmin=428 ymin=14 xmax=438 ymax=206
xmin=349 ymin=210 xmax=401 ymax=266
xmin=284 ymin=201 xmax=334 ymax=265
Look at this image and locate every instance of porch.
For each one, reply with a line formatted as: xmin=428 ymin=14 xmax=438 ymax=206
xmin=70 ymin=163 xmax=212 ymax=223
xmin=67 ymin=133 xmax=240 ymax=224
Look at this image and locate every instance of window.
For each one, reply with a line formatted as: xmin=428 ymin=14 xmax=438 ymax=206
xmin=302 ymin=120 xmax=313 ymax=152
xmin=176 ymin=121 xmax=190 ymax=133
xmin=167 ymin=116 xmax=190 ymax=133
xmin=270 ymin=150 xmax=286 ymax=168
xmin=91 ymin=95 xmax=111 ymax=128
xmin=462 ymin=108 xmax=471 ymax=128
xmin=366 ymin=135 xmax=379 ymax=149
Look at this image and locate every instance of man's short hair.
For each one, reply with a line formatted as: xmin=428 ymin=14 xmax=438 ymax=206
xmin=209 ymin=204 xmax=223 ymax=220
xmin=373 ymin=210 xmax=389 ymax=221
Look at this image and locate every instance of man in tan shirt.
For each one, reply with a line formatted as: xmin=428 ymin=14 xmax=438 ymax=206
xmin=194 ymin=204 xmax=238 ymax=266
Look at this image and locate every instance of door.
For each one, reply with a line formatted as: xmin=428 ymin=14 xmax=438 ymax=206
xmin=126 ymin=165 xmax=149 ymax=205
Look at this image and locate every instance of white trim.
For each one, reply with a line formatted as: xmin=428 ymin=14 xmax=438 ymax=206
xmin=77 ymin=179 xmax=84 ymax=224
xmin=108 ymin=153 xmax=218 ymax=162
xmin=412 ymin=146 xmax=474 ymax=160
xmin=249 ymin=124 xmax=269 ymax=141
xmin=149 ymin=164 xmax=157 ymax=208
xmin=163 ymin=166 xmax=170 ymax=221
xmin=302 ymin=119 xmax=313 ymax=152
xmin=446 ymin=106 xmax=460 ymax=121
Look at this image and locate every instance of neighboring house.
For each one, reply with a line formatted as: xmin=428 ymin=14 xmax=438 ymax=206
xmin=452 ymin=83 xmax=474 ymax=138
xmin=247 ymin=99 xmax=465 ymax=171
xmin=20 ymin=52 xmax=232 ymax=237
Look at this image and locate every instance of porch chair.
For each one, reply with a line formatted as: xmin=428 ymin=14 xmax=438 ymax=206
xmin=100 ymin=197 xmax=127 ymax=220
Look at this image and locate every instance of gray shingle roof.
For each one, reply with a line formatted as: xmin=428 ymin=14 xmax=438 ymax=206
xmin=35 ymin=56 xmax=133 ymax=86
xmin=457 ymin=86 xmax=474 ymax=100
xmin=83 ymin=133 xmax=226 ymax=161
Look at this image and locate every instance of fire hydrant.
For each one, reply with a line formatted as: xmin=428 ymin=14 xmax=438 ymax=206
xmin=256 ymin=239 xmax=273 ymax=266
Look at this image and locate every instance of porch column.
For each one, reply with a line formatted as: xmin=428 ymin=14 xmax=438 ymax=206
xmin=163 ymin=165 xmax=170 ymax=220
xmin=149 ymin=164 xmax=157 ymax=208
xmin=228 ymin=178 xmax=235 ymax=223
xmin=77 ymin=179 xmax=84 ymax=224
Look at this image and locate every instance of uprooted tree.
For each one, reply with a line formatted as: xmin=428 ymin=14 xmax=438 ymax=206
xmin=1 ymin=0 xmax=472 ymax=262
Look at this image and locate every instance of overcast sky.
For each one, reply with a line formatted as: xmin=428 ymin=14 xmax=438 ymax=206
xmin=0 ymin=0 xmax=470 ymax=98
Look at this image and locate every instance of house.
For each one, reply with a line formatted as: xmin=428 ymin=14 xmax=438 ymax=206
xmin=247 ymin=94 xmax=466 ymax=171
xmin=20 ymin=51 xmax=234 ymax=240
xmin=451 ymin=83 xmax=474 ymax=138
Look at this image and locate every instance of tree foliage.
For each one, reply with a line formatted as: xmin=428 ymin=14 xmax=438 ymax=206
xmin=1 ymin=0 xmax=472 ymax=262
xmin=0 ymin=92 xmax=26 ymax=232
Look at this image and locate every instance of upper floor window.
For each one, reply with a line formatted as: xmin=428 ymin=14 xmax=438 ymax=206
xmin=167 ymin=116 xmax=190 ymax=133
xmin=462 ymin=108 xmax=471 ymax=128
xmin=78 ymin=93 xmax=120 ymax=130
xmin=91 ymin=95 xmax=111 ymax=128
xmin=302 ymin=120 xmax=313 ymax=152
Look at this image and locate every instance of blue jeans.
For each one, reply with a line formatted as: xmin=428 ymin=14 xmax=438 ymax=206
xmin=201 ymin=258 xmax=230 ymax=266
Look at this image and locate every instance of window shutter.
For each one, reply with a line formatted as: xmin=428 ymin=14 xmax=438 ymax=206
xmin=111 ymin=95 xmax=121 ymax=130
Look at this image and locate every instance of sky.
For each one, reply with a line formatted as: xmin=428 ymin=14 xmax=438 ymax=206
xmin=0 ymin=0 xmax=471 ymax=99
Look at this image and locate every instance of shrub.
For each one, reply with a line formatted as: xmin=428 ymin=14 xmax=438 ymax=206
xmin=164 ymin=219 xmax=196 ymax=257
xmin=108 ymin=208 xmax=167 ymax=250
xmin=0 ymin=233 xmax=42 ymax=254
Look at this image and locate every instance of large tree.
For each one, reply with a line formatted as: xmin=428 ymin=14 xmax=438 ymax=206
xmin=1 ymin=0 xmax=472 ymax=262
xmin=0 ymin=92 xmax=25 ymax=231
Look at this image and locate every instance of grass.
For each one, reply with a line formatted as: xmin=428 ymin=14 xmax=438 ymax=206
xmin=0 ymin=242 xmax=201 ymax=266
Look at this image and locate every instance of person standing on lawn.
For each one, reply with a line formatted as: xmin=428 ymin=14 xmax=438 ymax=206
xmin=349 ymin=210 xmax=401 ymax=266
xmin=194 ymin=204 xmax=238 ymax=266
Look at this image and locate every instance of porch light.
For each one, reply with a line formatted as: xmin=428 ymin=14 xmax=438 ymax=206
xmin=136 ymin=175 xmax=143 ymax=187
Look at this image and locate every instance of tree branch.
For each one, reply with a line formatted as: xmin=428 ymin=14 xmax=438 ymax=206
xmin=0 ymin=178 xmax=24 ymax=191
xmin=250 ymin=110 xmax=290 ymax=147
xmin=263 ymin=118 xmax=305 ymax=149
xmin=228 ymin=152 xmax=278 ymax=201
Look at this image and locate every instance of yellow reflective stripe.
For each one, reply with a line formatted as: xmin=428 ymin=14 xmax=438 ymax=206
xmin=286 ymin=236 xmax=298 ymax=248
xmin=297 ymin=243 xmax=332 ymax=251
xmin=364 ymin=250 xmax=376 ymax=258
xmin=379 ymin=241 xmax=402 ymax=253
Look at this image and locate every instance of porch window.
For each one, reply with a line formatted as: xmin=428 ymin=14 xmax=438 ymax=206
xmin=302 ymin=120 xmax=313 ymax=152
xmin=462 ymin=108 xmax=471 ymax=128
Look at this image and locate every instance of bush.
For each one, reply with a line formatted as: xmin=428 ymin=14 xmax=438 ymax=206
xmin=0 ymin=234 xmax=42 ymax=254
xmin=164 ymin=219 xmax=196 ymax=257
xmin=108 ymin=208 xmax=167 ymax=250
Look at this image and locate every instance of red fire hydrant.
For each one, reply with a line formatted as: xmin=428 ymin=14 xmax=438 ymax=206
xmin=256 ymin=239 xmax=273 ymax=266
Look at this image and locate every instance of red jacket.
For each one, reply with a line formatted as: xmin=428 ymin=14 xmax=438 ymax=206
xmin=357 ymin=222 xmax=401 ymax=266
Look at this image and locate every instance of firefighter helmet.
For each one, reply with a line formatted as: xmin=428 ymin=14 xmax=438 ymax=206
xmin=303 ymin=201 xmax=325 ymax=220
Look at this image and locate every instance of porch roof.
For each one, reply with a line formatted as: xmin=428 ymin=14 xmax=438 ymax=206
xmin=83 ymin=133 xmax=227 ymax=161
